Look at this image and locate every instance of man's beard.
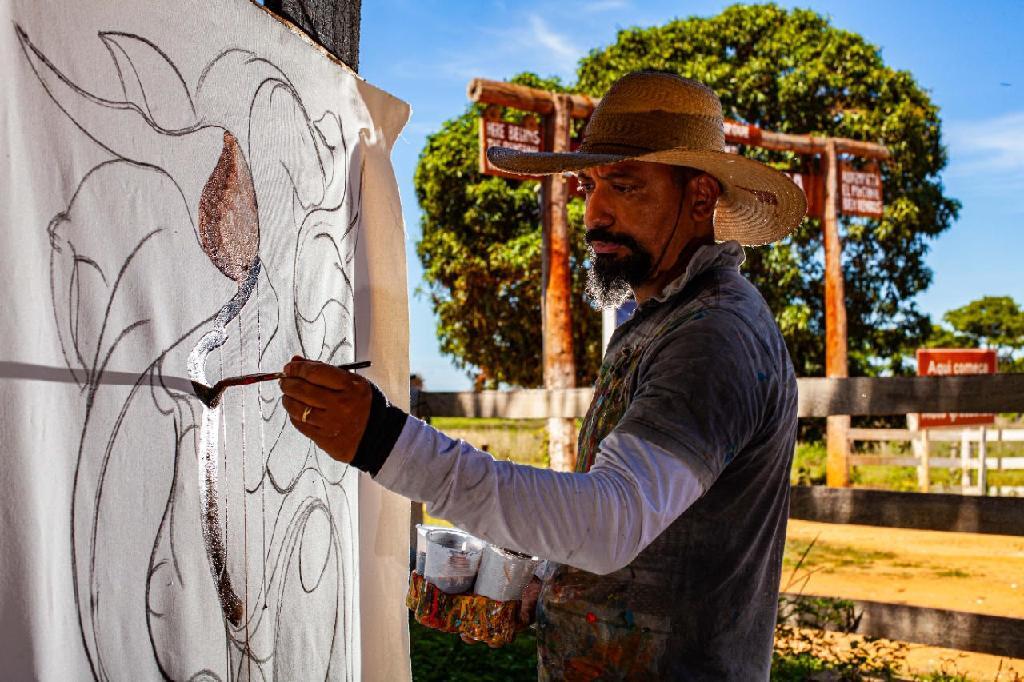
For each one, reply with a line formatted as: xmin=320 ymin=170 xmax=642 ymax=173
xmin=584 ymin=228 xmax=654 ymax=309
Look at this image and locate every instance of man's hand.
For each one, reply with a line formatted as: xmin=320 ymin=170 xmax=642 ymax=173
xmin=279 ymin=356 xmax=372 ymax=464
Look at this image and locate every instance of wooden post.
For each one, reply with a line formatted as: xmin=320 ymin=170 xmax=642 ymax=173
xmin=908 ymin=413 xmax=930 ymax=492
xmin=961 ymin=429 xmax=972 ymax=492
xmin=541 ymin=94 xmax=577 ymax=471
xmin=468 ymin=80 xmax=591 ymax=472
xmin=916 ymin=431 xmax=931 ymax=493
xmin=409 ymin=501 xmax=424 ymax=568
xmin=264 ymin=0 xmax=362 ymax=70
xmin=979 ymin=427 xmax=988 ymax=496
xmin=823 ymin=140 xmax=851 ymax=487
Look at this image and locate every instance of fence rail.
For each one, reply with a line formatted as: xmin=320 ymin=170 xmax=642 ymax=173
xmin=422 ymin=374 xmax=1024 ymax=419
xmin=781 ymin=593 xmax=1024 ymax=659
xmin=847 ymin=426 xmax=1024 ymax=495
xmin=789 ymin=486 xmax=1024 ymax=536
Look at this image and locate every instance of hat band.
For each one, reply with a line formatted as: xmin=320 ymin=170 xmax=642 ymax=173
xmin=580 ymin=110 xmax=726 ymax=155
xmin=578 ymin=142 xmax=655 ymax=155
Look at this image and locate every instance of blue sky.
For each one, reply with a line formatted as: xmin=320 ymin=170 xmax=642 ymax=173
xmin=360 ymin=1 xmax=1024 ymax=390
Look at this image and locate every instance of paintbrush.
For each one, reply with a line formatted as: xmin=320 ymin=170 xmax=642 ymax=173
xmin=191 ymin=360 xmax=371 ymax=408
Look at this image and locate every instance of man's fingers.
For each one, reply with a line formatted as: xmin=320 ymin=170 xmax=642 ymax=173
xmin=289 ymin=415 xmax=332 ymax=445
xmin=282 ymin=393 xmax=350 ymax=430
xmin=282 ymin=359 xmax=355 ymax=390
xmin=279 ymin=377 xmax=343 ymax=409
xmin=281 ymin=395 xmax=335 ymax=432
xmin=280 ymin=358 xmax=372 ymax=465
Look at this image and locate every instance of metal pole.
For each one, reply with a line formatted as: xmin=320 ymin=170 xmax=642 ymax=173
xmin=823 ymin=140 xmax=851 ymax=487
xmin=541 ymin=94 xmax=577 ymax=471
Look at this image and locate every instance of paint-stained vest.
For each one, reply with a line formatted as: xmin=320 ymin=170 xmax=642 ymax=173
xmin=535 ymin=262 xmax=797 ymax=681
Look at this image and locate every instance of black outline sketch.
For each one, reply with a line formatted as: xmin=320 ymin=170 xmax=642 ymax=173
xmin=15 ymin=22 xmax=363 ymax=681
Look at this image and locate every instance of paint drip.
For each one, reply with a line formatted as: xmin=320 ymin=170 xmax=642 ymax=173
xmin=473 ymin=545 xmax=538 ymax=602
xmin=186 ymin=260 xmax=262 ymax=626
xmin=423 ymin=528 xmax=484 ymax=595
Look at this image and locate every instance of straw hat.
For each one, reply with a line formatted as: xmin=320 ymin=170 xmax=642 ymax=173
xmin=487 ymin=72 xmax=806 ymax=246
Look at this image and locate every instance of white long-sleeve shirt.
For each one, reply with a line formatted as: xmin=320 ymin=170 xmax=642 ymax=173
xmin=375 ymin=420 xmax=704 ymax=575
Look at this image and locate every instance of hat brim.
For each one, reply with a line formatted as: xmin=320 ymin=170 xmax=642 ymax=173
xmin=486 ymin=146 xmax=807 ymax=246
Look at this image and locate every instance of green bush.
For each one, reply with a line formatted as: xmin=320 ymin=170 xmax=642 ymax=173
xmin=410 ymin=618 xmax=537 ymax=681
xmin=792 ymin=441 xmax=827 ymax=485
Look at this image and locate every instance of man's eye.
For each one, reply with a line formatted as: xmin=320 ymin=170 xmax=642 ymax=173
xmin=578 ymin=182 xmax=595 ymax=193
xmin=613 ymin=184 xmax=636 ymax=193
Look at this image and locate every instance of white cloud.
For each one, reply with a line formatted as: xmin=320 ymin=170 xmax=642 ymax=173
xmin=946 ymin=111 xmax=1024 ymax=175
xmin=524 ymin=14 xmax=581 ymax=71
xmin=944 ymin=111 xmax=1024 ymax=204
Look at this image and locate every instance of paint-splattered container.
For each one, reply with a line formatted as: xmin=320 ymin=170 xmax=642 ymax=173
xmin=424 ymin=528 xmax=485 ymax=594
xmin=473 ymin=545 xmax=539 ymax=602
xmin=415 ymin=524 xmax=443 ymax=575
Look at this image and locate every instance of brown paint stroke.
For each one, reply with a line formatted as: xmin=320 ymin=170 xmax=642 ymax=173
xmin=199 ymin=131 xmax=259 ymax=282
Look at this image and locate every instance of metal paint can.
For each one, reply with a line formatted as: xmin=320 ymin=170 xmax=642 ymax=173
xmin=424 ymin=528 xmax=485 ymax=594
xmin=414 ymin=524 xmax=443 ymax=575
xmin=474 ymin=545 xmax=539 ymax=602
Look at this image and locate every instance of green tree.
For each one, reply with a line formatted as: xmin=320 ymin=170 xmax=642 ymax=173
xmin=576 ymin=3 xmax=957 ymax=377
xmin=415 ymin=73 xmax=600 ymax=388
xmin=929 ymin=296 xmax=1024 ymax=371
xmin=416 ymin=4 xmax=958 ymax=385
xmin=922 ymin=323 xmax=976 ymax=351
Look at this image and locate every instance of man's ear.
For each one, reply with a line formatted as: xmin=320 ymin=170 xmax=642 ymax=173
xmin=689 ymin=173 xmax=721 ymax=222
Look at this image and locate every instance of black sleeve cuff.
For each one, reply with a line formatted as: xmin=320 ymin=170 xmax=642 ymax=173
xmin=350 ymin=381 xmax=408 ymax=477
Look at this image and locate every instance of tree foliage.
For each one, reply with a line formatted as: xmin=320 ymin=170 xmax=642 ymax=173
xmin=415 ymin=3 xmax=959 ymax=385
xmin=415 ymin=73 xmax=599 ymax=388
xmin=926 ymin=296 xmax=1024 ymax=371
xmin=577 ymin=3 xmax=958 ymax=377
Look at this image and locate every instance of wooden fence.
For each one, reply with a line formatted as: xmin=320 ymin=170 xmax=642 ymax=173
xmin=421 ymin=374 xmax=1024 ymax=657
xmin=849 ymin=426 xmax=1024 ymax=495
xmin=423 ymin=374 xmax=1024 ymax=420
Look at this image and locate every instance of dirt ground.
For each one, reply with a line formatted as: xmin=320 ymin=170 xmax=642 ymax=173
xmin=785 ymin=519 xmax=1024 ymax=679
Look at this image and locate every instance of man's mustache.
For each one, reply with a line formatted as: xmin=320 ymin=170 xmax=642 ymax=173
xmin=585 ymin=229 xmax=643 ymax=252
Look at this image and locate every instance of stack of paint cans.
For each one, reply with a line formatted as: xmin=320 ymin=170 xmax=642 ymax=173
xmin=417 ymin=525 xmax=538 ymax=601
xmin=414 ymin=524 xmax=442 ymax=575
xmin=423 ymin=528 xmax=485 ymax=594
xmin=473 ymin=545 xmax=539 ymax=602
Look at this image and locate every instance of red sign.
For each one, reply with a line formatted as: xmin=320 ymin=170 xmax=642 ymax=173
xmin=479 ymin=115 xmax=542 ymax=179
xmin=840 ymin=161 xmax=884 ymax=218
xmin=784 ymin=170 xmax=824 ymax=221
xmin=723 ymin=119 xmax=762 ymax=145
xmin=916 ymin=348 xmax=997 ymax=428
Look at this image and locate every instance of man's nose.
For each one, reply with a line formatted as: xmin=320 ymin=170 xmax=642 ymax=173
xmin=583 ymin=188 xmax=614 ymax=230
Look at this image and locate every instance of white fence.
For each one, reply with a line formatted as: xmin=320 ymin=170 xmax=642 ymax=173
xmin=847 ymin=426 xmax=1024 ymax=496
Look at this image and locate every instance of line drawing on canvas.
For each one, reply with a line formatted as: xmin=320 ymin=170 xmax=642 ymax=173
xmin=15 ymin=23 xmax=363 ymax=681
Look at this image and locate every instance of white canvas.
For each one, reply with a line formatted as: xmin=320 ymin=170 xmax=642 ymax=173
xmin=0 ymin=1 xmax=411 ymax=679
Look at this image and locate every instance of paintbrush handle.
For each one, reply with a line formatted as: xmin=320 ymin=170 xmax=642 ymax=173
xmin=336 ymin=360 xmax=371 ymax=371
xmin=218 ymin=360 xmax=371 ymax=390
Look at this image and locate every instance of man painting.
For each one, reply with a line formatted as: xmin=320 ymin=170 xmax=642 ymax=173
xmin=279 ymin=71 xmax=806 ymax=679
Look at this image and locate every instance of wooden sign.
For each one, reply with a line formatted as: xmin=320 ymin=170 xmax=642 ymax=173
xmin=479 ymin=107 xmax=542 ymax=179
xmin=840 ymin=161 xmax=884 ymax=218
xmin=723 ymin=119 xmax=761 ymax=146
xmin=916 ymin=348 xmax=997 ymax=428
xmin=784 ymin=170 xmax=824 ymax=221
